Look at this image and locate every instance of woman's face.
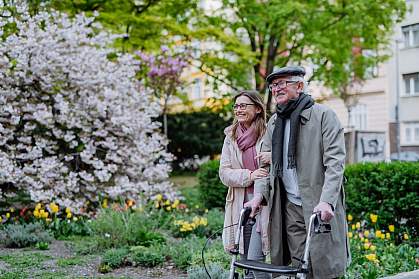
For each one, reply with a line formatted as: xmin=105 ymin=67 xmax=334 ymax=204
xmin=233 ymin=95 xmax=261 ymax=127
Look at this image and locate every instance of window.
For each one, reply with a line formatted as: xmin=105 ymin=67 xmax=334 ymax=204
xmin=402 ymin=23 xmax=419 ymax=48
xmin=192 ymin=78 xmax=202 ymax=100
xmin=349 ymin=103 xmax=367 ymax=130
xmin=403 ymin=73 xmax=419 ymax=96
xmin=402 ymin=122 xmax=419 ymax=145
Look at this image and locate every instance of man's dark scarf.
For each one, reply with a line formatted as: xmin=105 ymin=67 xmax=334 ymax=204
xmin=272 ymin=93 xmax=314 ymax=178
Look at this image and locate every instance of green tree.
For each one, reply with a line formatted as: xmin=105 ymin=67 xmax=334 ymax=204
xmin=194 ymin=0 xmax=407 ymax=111
xmin=27 ymin=0 xmax=407 ymax=111
xmin=47 ymin=0 xmax=198 ymax=52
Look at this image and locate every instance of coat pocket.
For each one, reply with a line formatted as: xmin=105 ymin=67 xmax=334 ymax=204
xmin=225 ymin=187 xmax=234 ymax=202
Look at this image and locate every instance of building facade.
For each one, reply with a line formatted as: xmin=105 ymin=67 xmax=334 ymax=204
xmin=317 ymin=0 xmax=419 ymax=161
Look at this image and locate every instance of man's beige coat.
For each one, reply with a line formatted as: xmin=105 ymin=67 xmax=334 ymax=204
xmin=255 ymin=103 xmax=350 ymax=278
xmin=219 ymin=126 xmax=270 ymax=255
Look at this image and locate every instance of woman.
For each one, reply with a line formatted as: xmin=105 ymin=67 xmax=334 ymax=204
xmin=219 ymin=90 xmax=271 ymax=279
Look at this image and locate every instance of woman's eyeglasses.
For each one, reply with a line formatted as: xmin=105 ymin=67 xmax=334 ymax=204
xmin=232 ymin=103 xmax=255 ymax=110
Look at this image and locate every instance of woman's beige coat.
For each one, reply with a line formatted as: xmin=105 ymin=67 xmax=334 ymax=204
xmin=219 ymin=126 xmax=270 ymax=255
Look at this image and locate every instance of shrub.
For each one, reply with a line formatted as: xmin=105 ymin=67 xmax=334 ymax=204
xmin=0 ymin=223 xmax=53 ymax=248
xmin=187 ymin=263 xmax=229 ymax=279
xmin=48 ymin=217 xmax=92 ymax=239
xmin=344 ymin=162 xmax=419 ymax=237
xmin=129 ymin=245 xmax=165 ymax=267
xmin=347 ymin=238 xmax=418 ymax=278
xmin=197 ymin=160 xmax=227 ymax=209
xmin=91 ymin=208 xmax=166 ymax=250
xmin=166 ymin=111 xmax=231 ymax=170
xmin=167 ymin=237 xmax=205 ymax=270
xmin=0 ymin=2 xmax=173 ymax=211
xmin=99 ymin=248 xmax=130 ymax=273
xmin=205 ymin=208 xmax=225 ymax=237
xmin=191 ymin=241 xmax=230 ymax=270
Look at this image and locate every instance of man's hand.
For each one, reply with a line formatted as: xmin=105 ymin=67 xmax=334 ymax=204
xmin=243 ymin=193 xmax=263 ymax=218
xmin=250 ymin=168 xmax=269 ymax=181
xmin=313 ymin=201 xmax=334 ymax=222
xmin=255 ymin=152 xmax=271 ymax=165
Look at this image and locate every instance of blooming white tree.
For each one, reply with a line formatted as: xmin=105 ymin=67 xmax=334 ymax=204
xmin=0 ymin=2 xmax=174 ymax=212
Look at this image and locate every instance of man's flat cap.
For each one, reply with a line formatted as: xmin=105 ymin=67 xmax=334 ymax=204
xmin=266 ymin=66 xmax=306 ymax=83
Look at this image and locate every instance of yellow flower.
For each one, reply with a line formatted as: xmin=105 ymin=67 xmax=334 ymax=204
xmin=35 ymin=203 xmax=42 ymax=210
xmin=166 ymin=206 xmax=171 ymax=211
xmin=67 ymin=212 xmax=72 ymax=219
xmin=172 ymin=199 xmax=180 ymax=209
xmin=364 ymin=238 xmax=369 ymax=243
xmin=33 ymin=210 xmax=39 ymax=218
xmin=375 ymin=230 xmax=382 ymax=238
xmin=205 ymin=209 xmax=209 ymax=213
xmin=403 ymin=233 xmax=409 ymax=240
xmin=199 ymin=217 xmax=208 ymax=226
xmin=365 ymin=253 xmax=377 ymax=262
xmin=370 ymin=245 xmax=376 ymax=251
xmin=49 ymin=202 xmax=59 ymax=213
xmin=65 ymin=207 xmax=71 ymax=214
xmin=364 ymin=230 xmax=370 ymax=237
xmin=42 ymin=211 xmax=49 ymax=219
xmin=0 ymin=216 xmax=2 ymax=222
xmin=126 ymin=199 xmax=134 ymax=208
xmin=347 ymin=214 xmax=353 ymax=222
xmin=351 ymin=224 xmax=355 ymax=230
xmin=386 ymin=233 xmax=390 ymax=239
xmin=165 ymin=200 xmax=170 ymax=206
xmin=348 ymin=232 xmax=353 ymax=238
xmin=356 ymin=222 xmax=361 ymax=229
xmin=10 ymin=207 xmax=15 ymax=213
xmin=73 ymin=217 xmax=78 ymax=222
xmin=380 ymin=234 xmax=385 ymax=240
xmin=388 ymin=225 xmax=395 ymax=232
xmin=156 ymin=194 xmax=163 ymax=201
xmin=102 ymin=199 xmax=108 ymax=208
xmin=6 ymin=213 xmax=10 ymax=219
xmin=154 ymin=201 xmax=160 ymax=208
xmin=370 ymin=214 xmax=378 ymax=223
xmin=364 ymin=243 xmax=370 ymax=250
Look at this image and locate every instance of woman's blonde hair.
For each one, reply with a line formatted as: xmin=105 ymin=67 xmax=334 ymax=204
xmin=231 ymin=90 xmax=266 ymax=141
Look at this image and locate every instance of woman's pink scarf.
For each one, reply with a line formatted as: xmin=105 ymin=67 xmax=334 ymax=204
xmin=236 ymin=123 xmax=258 ymax=196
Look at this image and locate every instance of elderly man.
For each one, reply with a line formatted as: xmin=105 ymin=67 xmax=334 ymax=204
xmin=245 ymin=66 xmax=350 ymax=278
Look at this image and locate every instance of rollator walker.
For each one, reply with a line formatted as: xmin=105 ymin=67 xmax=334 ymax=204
xmin=228 ymin=207 xmax=331 ymax=279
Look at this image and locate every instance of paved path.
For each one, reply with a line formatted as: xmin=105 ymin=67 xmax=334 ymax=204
xmin=380 ymin=269 xmax=419 ymax=279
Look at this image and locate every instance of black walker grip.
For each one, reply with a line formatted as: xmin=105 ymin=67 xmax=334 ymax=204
xmin=313 ymin=212 xmax=332 ymax=233
xmin=241 ymin=207 xmax=256 ymax=226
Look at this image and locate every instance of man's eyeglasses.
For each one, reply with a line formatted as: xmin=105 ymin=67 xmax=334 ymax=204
xmin=268 ymin=80 xmax=298 ymax=90
xmin=232 ymin=103 xmax=255 ymax=110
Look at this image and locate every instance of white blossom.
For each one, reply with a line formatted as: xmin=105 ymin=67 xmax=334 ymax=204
xmin=0 ymin=2 xmax=175 ymax=213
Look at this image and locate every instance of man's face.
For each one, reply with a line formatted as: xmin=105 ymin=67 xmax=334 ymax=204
xmin=270 ymin=76 xmax=303 ymax=105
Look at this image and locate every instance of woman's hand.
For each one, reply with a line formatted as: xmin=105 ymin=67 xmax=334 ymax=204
xmin=250 ymin=168 xmax=269 ymax=181
xmin=255 ymin=152 xmax=271 ymax=165
xmin=244 ymin=193 xmax=263 ymax=218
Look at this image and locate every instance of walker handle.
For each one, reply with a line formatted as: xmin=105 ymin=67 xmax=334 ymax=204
xmin=312 ymin=212 xmax=331 ymax=233
xmin=241 ymin=207 xmax=256 ymax=226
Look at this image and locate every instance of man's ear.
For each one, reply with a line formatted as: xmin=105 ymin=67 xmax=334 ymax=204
xmin=297 ymin=81 xmax=304 ymax=92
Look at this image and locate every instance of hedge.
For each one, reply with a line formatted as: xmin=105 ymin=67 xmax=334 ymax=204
xmin=344 ymin=162 xmax=418 ymax=236
xmin=197 ymin=160 xmax=227 ymax=209
xmin=165 ymin=111 xmax=231 ymax=170
xmin=197 ymin=160 xmax=419 ymax=238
